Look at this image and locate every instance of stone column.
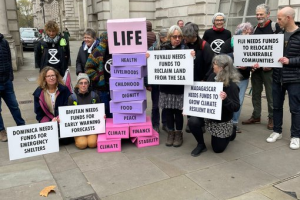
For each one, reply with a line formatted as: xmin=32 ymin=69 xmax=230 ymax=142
xmin=0 ymin=0 xmax=19 ymax=70
xmin=110 ymin=0 xmax=130 ymax=19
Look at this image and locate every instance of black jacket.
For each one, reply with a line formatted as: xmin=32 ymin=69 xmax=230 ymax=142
xmin=68 ymin=87 xmax=100 ymax=105
xmin=202 ymin=28 xmax=231 ymax=54
xmin=159 ymin=41 xmax=188 ymax=95
xmin=185 ymin=36 xmax=215 ymax=81
xmin=273 ymin=28 xmax=300 ymax=83
xmin=207 ymin=73 xmax=240 ymax=123
xmin=76 ymin=39 xmax=100 ymax=75
xmin=0 ymin=33 xmax=13 ymax=83
xmin=35 ymin=37 xmax=70 ymax=77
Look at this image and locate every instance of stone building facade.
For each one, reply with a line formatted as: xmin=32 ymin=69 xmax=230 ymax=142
xmin=0 ymin=0 xmax=23 ymax=70
xmin=32 ymin=0 xmax=300 ymax=40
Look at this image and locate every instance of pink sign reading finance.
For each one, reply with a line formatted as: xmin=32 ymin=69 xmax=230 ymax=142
xmin=107 ymin=18 xmax=147 ymax=54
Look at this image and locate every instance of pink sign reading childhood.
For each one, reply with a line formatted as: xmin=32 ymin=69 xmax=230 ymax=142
xmin=107 ymin=18 xmax=147 ymax=54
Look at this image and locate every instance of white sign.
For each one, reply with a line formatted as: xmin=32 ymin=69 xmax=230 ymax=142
xmin=59 ymin=103 xmax=106 ymax=138
xmin=147 ymin=50 xmax=194 ymax=85
xmin=183 ymin=82 xmax=223 ymax=120
xmin=7 ymin=122 xmax=59 ymax=161
xmin=234 ymin=34 xmax=284 ymax=67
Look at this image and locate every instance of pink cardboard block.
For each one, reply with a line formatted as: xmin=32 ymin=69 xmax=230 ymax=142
xmin=97 ymin=134 xmax=121 ymax=153
xmin=113 ymin=112 xmax=146 ymax=124
xmin=112 ymin=53 xmax=146 ymax=66
xmin=110 ymin=89 xmax=147 ymax=102
xmin=129 ymin=116 xmax=153 ymax=137
xmin=109 ymin=77 xmax=144 ymax=90
xmin=107 ymin=18 xmax=147 ymax=54
xmin=131 ymin=130 xmax=159 ymax=148
xmin=110 ymin=100 xmax=147 ymax=114
xmin=106 ymin=118 xmax=129 ymax=139
xmin=111 ymin=65 xmax=147 ymax=78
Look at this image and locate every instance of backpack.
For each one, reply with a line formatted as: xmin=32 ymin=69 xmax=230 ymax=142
xmin=253 ymin=21 xmax=277 ymax=34
xmin=71 ymin=91 xmax=97 ymax=105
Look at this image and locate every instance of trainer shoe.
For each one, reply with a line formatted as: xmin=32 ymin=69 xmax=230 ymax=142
xmin=266 ymin=132 xmax=282 ymax=143
xmin=290 ymin=137 xmax=300 ymax=150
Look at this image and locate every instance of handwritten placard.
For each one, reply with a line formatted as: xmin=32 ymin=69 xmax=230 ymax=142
xmin=147 ymin=50 xmax=194 ymax=85
xmin=183 ymin=82 xmax=223 ymax=120
xmin=234 ymin=34 xmax=284 ymax=67
xmin=7 ymin=122 xmax=59 ymax=160
xmin=59 ymin=104 xmax=106 ymax=138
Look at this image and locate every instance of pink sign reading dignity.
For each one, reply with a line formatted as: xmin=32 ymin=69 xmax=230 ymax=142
xmin=107 ymin=18 xmax=147 ymax=54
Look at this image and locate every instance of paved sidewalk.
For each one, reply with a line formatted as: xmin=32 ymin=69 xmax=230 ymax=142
xmin=0 ymin=41 xmax=299 ymax=200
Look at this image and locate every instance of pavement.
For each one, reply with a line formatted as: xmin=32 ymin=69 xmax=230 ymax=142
xmin=0 ymin=40 xmax=299 ymax=200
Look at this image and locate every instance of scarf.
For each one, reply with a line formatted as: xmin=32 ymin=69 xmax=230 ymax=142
xmin=84 ymin=40 xmax=96 ymax=53
xmin=43 ymin=34 xmax=60 ymax=44
xmin=213 ymin=26 xmax=225 ymax=32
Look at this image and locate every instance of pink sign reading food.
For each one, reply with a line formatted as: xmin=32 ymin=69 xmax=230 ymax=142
xmin=107 ymin=18 xmax=147 ymax=54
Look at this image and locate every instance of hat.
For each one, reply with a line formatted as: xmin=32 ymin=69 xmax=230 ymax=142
xmin=158 ymin=29 xmax=168 ymax=37
xmin=77 ymin=73 xmax=90 ymax=84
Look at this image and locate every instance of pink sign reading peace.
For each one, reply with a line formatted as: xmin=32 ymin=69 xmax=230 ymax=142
xmin=107 ymin=18 xmax=147 ymax=54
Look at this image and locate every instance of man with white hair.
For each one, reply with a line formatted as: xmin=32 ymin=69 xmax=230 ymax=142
xmin=266 ymin=7 xmax=300 ymax=150
xmin=242 ymin=4 xmax=281 ymax=130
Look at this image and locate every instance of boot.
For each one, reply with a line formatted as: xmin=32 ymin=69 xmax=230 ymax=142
xmin=230 ymin=125 xmax=237 ymax=141
xmin=242 ymin=116 xmax=261 ymax=125
xmin=173 ymin=131 xmax=183 ymax=147
xmin=166 ymin=130 xmax=175 ymax=146
xmin=267 ymin=118 xmax=273 ymax=130
xmin=0 ymin=129 xmax=8 ymax=142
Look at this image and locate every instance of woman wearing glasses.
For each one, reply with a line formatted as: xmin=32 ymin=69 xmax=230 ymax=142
xmin=147 ymin=25 xmax=195 ymax=147
xmin=67 ymin=73 xmax=100 ymax=149
xmin=33 ymin=66 xmax=72 ymax=144
xmin=202 ymin=13 xmax=231 ymax=54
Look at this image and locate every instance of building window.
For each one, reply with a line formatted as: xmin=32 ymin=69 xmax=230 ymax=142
xmin=218 ymin=0 xmax=278 ymax=33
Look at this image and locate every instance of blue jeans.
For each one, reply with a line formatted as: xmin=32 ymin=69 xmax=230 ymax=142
xmin=96 ymin=90 xmax=112 ymax=118
xmin=232 ymin=79 xmax=249 ymax=123
xmin=273 ymin=81 xmax=300 ymax=138
xmin=151 ymin=85 xmax=166 ymax=128
xmin=0 ymin=80 xmax=25 ymax=130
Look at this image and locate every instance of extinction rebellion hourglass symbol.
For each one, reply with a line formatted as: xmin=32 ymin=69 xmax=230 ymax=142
xmin=48 ymin=49 xmax=60 ymax=64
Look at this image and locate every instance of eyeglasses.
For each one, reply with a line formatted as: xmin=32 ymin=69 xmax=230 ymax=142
xmin=171 ymin=35 xmax=182 ymax=39
xmin=215 ymin=19 xmax=224 ymax=22
xmin=78 ymin=82 xmax=89 ymax=85
xmin=45 ymin=75 xmax=56 ymax=79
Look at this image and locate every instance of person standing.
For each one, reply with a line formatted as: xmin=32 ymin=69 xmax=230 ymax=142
xmin=177 ymin=20 xmax=184 ymax=28
xmin=147 ymin=28 xmax=169 ymax=133
xmin=220 ymin=22 xmax=253 ymax=133
xmin=266 ymin=7 xmax=300 ymax=150
xmin=242 ymin=4 xmax=281 ymax=130
xmin=76 ymin=28 xmax=100 ymax=75
xmin=0 ymin=33 xmax=25 ymax=142
xmin=35 ymin=21 xmax=70 ymax=77
xmin=203 ymin=12 xmax=231 ymax=54
xmin=85 ymin=32 xmax=112 ymax=118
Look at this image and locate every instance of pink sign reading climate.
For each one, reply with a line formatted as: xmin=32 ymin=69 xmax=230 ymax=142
xmin=107 ymin=18 xmax=147 ymax=54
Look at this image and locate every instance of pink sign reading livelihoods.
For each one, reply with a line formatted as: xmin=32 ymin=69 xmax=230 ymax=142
xmin=112 ymin=53 xmax=146 ymax=66
xmin=107 ymin=18 xmax=147 ymax=54
xmin=110 ymin=100 xmax=147 ymax=114
xmin=110 ymin=89 xmax=146 ymax=102
xmin=111 ymin=65 xmax=147 ymax=78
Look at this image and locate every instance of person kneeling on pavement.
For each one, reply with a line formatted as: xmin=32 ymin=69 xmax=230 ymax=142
xmin=189 ymin=55 xmax=240 ymax=156
xmin=68 ymin=73 xmax=101 ymax=149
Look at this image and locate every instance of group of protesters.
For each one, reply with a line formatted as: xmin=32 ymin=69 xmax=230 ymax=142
xmin=0 ymin=4 xmax=299 ymax=155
